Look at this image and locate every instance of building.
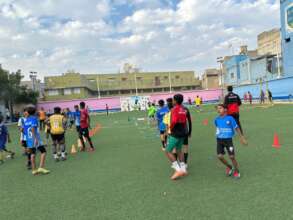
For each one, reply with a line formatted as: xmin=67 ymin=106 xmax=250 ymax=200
xmin=223 ymin=55 xmax=248 ymax=86
xmin=201 ymin=69 xmax=220 ymax=89
xmin=21 ymin=80 xmax=45 ymax=99
xmin=281 ymin=0 xmax=293 ymax=75
xmin=257 ymin=28 xmax=281 ymax=56
xmin=44 ymin=71 xmax=201 ymax=101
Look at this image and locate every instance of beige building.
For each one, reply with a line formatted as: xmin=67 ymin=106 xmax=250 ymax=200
xmin=201 ymin=69 xmax=220 ymax=89
xmin=257 ymin=28 xmax=281 ymax=56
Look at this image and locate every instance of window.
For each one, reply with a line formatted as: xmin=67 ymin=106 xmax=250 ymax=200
xmin=175 ymin=75 xmax=180 ymax=79
xmin=122 ymin=77 xmax=127 ymax=81
xmin=73 ymin=88 xmax=81 ymax=94
xmin=64 ymin=89 xmax=72 ymax=95
xmin=48 ymin=89 xmax=59 ymax=96
xmin=164 ymin=76 xmax=168 ymax=80
xmin=230 ymin=73 xmax=235 ymax=79
xmin=136 ymin=77 xmax=142 ymax=81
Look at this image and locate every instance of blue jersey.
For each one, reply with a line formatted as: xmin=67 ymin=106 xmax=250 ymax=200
xmin=156 ymin=106 xmax=169 ymax=131
xmin=0 ymin=123 xmax=8 ymax=149
xmin=214 ymin=115 xmax=238 ymax=139
xmin=74 ymin=111 xmax=81 ymax=126
xmin=23 ymin=116 xmax=43 ymax=148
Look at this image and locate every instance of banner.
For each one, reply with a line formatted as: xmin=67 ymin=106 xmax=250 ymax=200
xmin=120 ymin=96 xmax=150 ymax=112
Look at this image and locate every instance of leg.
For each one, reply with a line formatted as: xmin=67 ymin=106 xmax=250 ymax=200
xmin=217 ymin=154 xmax=232 ymax=169
xmin=183 ymin=137 xmax=189 ymax=164
xmin=229 ymin=155 xmax=239 ymax=172
xmin=38 ymin=146 xmax=47 ymax=168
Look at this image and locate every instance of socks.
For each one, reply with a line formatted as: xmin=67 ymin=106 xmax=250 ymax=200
xmin=184 ymin=153 xmax=188 ymax=164
xmin=88 ymin=138 xmax=94 ymax=148
xmin=173 ymin=153 xmax=178 ymax=160
xmin=60 ymin=144 xmax=66 ymax=153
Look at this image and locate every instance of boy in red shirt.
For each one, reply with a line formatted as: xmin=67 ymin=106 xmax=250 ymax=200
xmin=79 ymin=102 xmax=95 ymax=152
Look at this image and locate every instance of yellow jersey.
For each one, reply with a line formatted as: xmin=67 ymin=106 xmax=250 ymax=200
xmin=195 ymin=98 xmax=201 ymax=106
xmin=163 ymin=112 xmax=171 ymax=134
xmin=49 ymin=114 xmax=65 ymax=135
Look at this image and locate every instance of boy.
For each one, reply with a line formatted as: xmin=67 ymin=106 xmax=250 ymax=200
xmin=38 ymin=107 xmax=46 ymax=131
xmin=18 ymin=109 xmax=31 ymax=169
xmin=182 ymin=105 xmax=192 ymax=167
xmin=66 ymin=108 xmax=74 ymax=129
xmin=23 ymin=105 xmax=50 ymax=175
xmin=164 ymin=94 xmax=188 ymax=180
xmin=148 ymin=103 xmax=157 ymax=122
xmin=214 ymin=104 xmax=247 ymax=179
xmin=195 ymin=95 xmax=201 ymax=112
xmin=0 ymin=115 xmax=15 ymax=164
xmin=79 ymin=102 xmax=95 ymax=152
xmin=49 ymin=107 xmax=67 ymax=161
xmin=156 ymin=100 xmax=169 ymax=151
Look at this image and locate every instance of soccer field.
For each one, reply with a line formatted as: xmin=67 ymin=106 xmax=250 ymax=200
xmin=1 ymin=104 xmax=293 ymax=220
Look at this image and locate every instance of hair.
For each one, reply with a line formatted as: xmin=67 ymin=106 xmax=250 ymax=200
xmin=158 ymin=100 xmax=164 ymax=107
xmin=227 ymin=86 xmax=233 ymax=92
xmin=217 ymin=104 xmax=228 ymax=109
xmin=173 ymin=94 xmax=184 ymax=105
xmin=0 ymin=115 xmax=3 ymax=123
xmin=74 ymin=105 xmax=79 ymax=109
xmin=54 ymin=107 xmax=61 ymax=114
xmin=80 ymin=102 xmax=86 ymax=109
xmin=26 ymin=105 xmax=36 ymax=116
xmin=166 ymin=98 xmax=173 ymax=109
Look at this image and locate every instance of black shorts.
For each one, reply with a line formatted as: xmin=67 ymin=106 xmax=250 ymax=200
xmin=79 ymin=128 xmax=89 ymax=138
xmin=29 ymin=145 xmax=46 ymax=155
xmin=51 ymin=133 xmax=65 ymax=142
xmin=21 ymin=140 xmax=27 ymax=148
xmin=46 ymin=128 xmax=51 ymax=134
xmin=183 ymin=137 xmax=189 ymax=145
xmin=76 ymin=126 xmax=81 ymax=132
xmin=217 ymin=138 xmax=235 ymax=156
xmin=160 ymin=130 xmax=166 ymax=135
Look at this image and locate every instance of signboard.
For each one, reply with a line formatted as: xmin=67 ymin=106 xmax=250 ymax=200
xmin=120 ymin=96 xmax=150 ymax=112
xmin=286 ymin=3 xmax=293 ymax=33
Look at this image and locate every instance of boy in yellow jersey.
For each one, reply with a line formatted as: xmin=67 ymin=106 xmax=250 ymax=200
xmin=49 ymin=107 xmax=67 ymax=161
xmin=195 ymin=95 xmax=201 ymax=112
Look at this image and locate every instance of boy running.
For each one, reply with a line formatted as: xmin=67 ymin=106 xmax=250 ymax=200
xmin=49 ymin=107 xmax=67 ymax=161
xmin=156 ymin=100 xmax=169 ymax=151
xmin=79 ymin=102 xmax=95 ymax=152
xmin=23 ymin=105 xmax=50 ymax=175
xmin=0 ymin=115 xmax=15 ymax=164
xmin=164 ymin=94 xmax=189 ymax=180
xmin=214 ymin=104 xmax=247 ymax=179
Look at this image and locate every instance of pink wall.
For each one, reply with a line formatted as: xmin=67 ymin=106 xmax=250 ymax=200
xmin=37 ymin=89 xmax=221 ymax=111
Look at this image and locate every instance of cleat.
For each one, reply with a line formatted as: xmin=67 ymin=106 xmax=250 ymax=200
xmin=37 ymin=167 xmax=50 ymax=175
xmin=61 ymin=156 xmax=66 ymax=161
xmin=226 ymin=167 xmax=233 ymax=177
xmin=32 ymin=169 xmax=39 ymax=175
xmin=171 ymin=171 xmax=184 ymax=180
xmin=233 ymin=170 xmax=241 ymax=179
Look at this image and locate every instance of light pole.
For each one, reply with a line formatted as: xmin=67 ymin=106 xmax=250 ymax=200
xmin=97 ymin=75 xmax=101 ymax=99
xmin=134 ymin=71 xmax=138 ymax=96
xmin=217 ymin=57 xmax=224 ymax=99
xmin=29 ymin=71 xmax=37 ymax=91
xmin=168 ymin=72 xmax=172 ymax=93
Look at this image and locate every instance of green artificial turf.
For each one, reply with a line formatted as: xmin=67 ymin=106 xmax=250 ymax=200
xmin=1 ymin=104 xmax=293 ymax=220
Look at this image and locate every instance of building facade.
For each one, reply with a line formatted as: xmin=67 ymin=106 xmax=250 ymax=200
xmin=44 ymin=71 xmax=200 ymax=101
xmin=257 ymin=28 xmax=281 ymax=56
xmin=281 ymin=0 xmax=293 ymax=76
xmin=201 ymin=69 xmax=220 ymax=89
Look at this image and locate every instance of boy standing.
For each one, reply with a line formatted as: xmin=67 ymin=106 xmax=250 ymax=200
xmin=0 ymin=115 xmax=14 ymax=164
xmin=156 ymin=100 xmax=169 ymax=151
xmin=79 ymin=102 xmax=95 ymax=152
xmin=49 ymin=107 xmax=67 ymax=161
xmin=38 ymin=107 xmax=46 ymax=131
xmin=214 ymin=104 xmax=247 ymax=179
xmin=165 ymin=94 xmax=188 ymax=180
xmin=18 ymin=109 xmax=31 ymax=169
xmin=195 ymin=96 xmax=201 ymax=112
xmin=23 ymin=105 xmax=50 ymax=175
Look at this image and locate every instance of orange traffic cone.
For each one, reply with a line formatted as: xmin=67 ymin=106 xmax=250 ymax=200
xmin=272 ymin=133 xmax=281 ymax=149
xmin=71 ymin=144 xmax=77 ymax=154
xmin=202 ymin=119 xmax=209 ymax=126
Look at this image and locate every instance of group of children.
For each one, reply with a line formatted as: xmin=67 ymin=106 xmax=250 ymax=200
xmin=0 ymin=101 xmax=95 ymax=176
xmin=155 ymin=92 xmax=247 ymax=180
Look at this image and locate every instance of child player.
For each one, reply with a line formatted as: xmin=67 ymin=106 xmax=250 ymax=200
xmin=156 ymin=100 xmax=169 ymax=151
xmin=0 ymin=115 xmax=15 ymax=164
xmin=49 ymin=107 xmax=67 ymax=161
xmin=182 ymin=105 xmax=192 ymax=168
xmin=23 ymin=105 xmax=50 ymax=175
xmin=164 ymin=94 xmax=188 ymax=180
xmin=18 ymin=109 xmax=31 ymax=169
xmin=214 ymin=104 xmax=247 ymax=179
xmin=148 ymin=103 xmax=157 ymax=123
xmin=79 ymin=102 xmax=95 ymax=152
xmin=195 ymin=95 xmax=201 ymax=112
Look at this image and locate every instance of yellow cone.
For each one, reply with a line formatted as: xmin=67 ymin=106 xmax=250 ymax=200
xmin=71 ymin=144 xmax=77 ymax=154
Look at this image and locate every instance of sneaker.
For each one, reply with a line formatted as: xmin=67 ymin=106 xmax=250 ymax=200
xmin=32 ymin=169 xmax=39 ymax=175
xmin=233 ymin=170 xmax=241 ymax=179
xmin=226 ymin=167 xmax=233 ymax=177
xmin=37 ymin=167 xmax=50 ymax=175
xmin=171 ymin=171 xmax=184 ymax=180
xmin=180 ymin=163 xmax=188 ymax=176
xmin=53 ymin=154 xmax=59 ymax=162
xmin=88 ymin=147 xmax=95 ymax=152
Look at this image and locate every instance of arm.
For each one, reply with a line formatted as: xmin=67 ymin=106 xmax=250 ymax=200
xmin=224 ymin=95 xmax=228 ymax=106
xmin=236 ymin=127 xmax=247 ymax=145
xmin=87 ymin=113 xmax=91 ymax=129
xmin=6 ymin=127 xmax=11 ymax=143
xmin=187 ymin=109 xmax=192 ymax=137
xmin=237 ymin=95 xmax=242 ymax=106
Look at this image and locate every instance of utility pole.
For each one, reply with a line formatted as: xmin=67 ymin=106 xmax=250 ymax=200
xmin=29 ymin=71 xmax=37 ymax=91
xmin=217 ymin=57 xmax=224 ymax=99
xmin=168 ymin=72 xmax=172 ymax=93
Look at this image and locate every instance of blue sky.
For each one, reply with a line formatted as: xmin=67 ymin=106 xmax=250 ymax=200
xmin=0 ymin=0 xmax=280 ymax=79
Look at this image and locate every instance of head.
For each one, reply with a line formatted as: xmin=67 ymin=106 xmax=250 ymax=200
xmin=74 ymin=105 xmax=79 ymax=111
xmin=166 ymin=98 xmax=173 ymax=110
xmin=173 ymin=94 xmax=184 ymax=105
xmin=80 ymin=101 xmax=86 ymax=109
xmin=54 ymin=107 xmax=61 ymax=114
xmin=158 ymin=100 xmax=164 ymax=107
xmin=227 ymin=86 xmax=233 ymax=92
xmin=23 ymin=108 xmax=29 ymax=117
xmin=197 ymin=95 xmax=199 ymax=98
xmin=26 ymin=105 xmax=36 ymax=116
xmin=217 ymin=104 xmax=227 ymax=116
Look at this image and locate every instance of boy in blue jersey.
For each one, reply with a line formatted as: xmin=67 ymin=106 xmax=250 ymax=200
xmin=18 ymin=109 xmax=31 ymax=169
xmin=74 ymin=105 xmax=81 ymax=133
xmin=23 ymin=105 xmax=50 ymax=175
xmin=214 ymin=104 xmax=247 ymax=179
xmin=156 ymin=100 xmax=169 ymax=151
xmin=0 ymin=115 xmax=14 ymax=164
